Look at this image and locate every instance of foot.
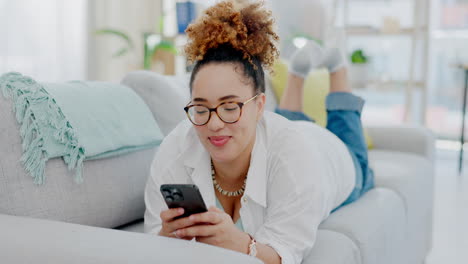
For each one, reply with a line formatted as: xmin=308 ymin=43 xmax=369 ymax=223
xmin=322 ymin=47 xmax=346 ymax=73
xmin=289 ymin=41 xmax=325 ymax=79
xmin=289 ymin=41 xmax=346 ymax=78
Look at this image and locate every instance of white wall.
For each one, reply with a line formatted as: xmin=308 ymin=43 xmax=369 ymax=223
xmin=0 ymin=0 xmax=87 ymax=82
xmin=88 ymin=0 xmax=163 ymax=81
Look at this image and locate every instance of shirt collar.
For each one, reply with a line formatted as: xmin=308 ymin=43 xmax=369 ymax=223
xmin=244 ymin=123 xmax=267 ymax=207
xmin=182 ymin=120 xmax=268 ymax=208
xmin=182 ymin=128 xmax=216 ymax=207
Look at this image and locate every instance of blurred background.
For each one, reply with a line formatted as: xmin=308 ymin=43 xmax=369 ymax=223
xmin=1 ymin=0 xmax=468 ymax=143
xmin=0 ymin=0 xmax=467 ymax=263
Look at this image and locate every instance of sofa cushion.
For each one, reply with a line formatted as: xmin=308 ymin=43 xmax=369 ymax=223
xmin=117 ymin=219 xmax=145 ymax=233
xmin=0 ymin=95 xmax=156 ymax=228
xmin=121 ymin=71 xmax=191 ymax=136
xmin=0 ymin=72 xmax=163 ymax=185
xmin=303 ymin=229 xmax=361 ymax=264
xmin=0 ymin=214 xmax=262 ymax=264
xmin=319 ymin=188 xmax=407 ymax=264
xmin=369 ymin=150 xmax=434 ymax=264
xmin=117 ymin=221 xmax=362 ymax=264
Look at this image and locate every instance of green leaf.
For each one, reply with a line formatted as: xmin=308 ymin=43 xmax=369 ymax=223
xmin=143 ymin=39 xmax=178 ymax=70
xmin=351 ymin=49 xmax=368 ymax=64
xmin=154 ymin=41 xmax=178 ymax=55
xmin=112 ymin=47 xmax=129 ymax=58
xmin=157 ymin=16 xmax=165 ymax=34
xmin=95 ymin=29 xmax=134 ymax=57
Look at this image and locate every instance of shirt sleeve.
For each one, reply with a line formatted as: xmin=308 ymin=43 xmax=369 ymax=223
xmin=144 ymin=121 xmax=191 ymax=235
xmin=143 ymin=154 xmax=167 ymax=235
xmin=254 ymin=132 xmax=330 ymax=264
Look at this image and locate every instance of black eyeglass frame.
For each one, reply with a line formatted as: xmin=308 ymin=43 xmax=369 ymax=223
xmin=183 ymin=94 xmax=260 ymax=126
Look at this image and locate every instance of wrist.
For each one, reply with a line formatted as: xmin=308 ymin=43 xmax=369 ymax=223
xmin=245 ymin=233 xmax=257 ymax=257
xmin=236 ymin=232 xmax=251 ymax=254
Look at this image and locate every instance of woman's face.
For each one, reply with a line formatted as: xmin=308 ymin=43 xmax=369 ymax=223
xmin=190 ymin=63 xmax=265 ymax=164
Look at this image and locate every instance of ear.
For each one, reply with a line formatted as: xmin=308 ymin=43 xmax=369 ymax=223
xmin=256 ymin=93 xmax=266 ymax=121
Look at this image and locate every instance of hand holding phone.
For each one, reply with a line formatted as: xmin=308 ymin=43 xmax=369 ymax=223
xmin=158 ymin=184 xmax=208 ymax=239
xmin=160 ymin=184 xmax=208 ymax=219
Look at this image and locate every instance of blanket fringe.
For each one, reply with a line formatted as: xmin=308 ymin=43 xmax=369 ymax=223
xmin=0 ymin=72 xmax=86 ymax=185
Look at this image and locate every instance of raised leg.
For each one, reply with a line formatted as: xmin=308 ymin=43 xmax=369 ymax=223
xmin=278 ymin=74 xmax=305 ymax=112
xmin=325 ymin=68 xmax=374 ymax=208
xmin=277 ymin=41 xmax=374 ymax=208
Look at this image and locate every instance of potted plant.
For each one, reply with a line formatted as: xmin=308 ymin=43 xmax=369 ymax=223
xmin=349 ymin=49 xmax=370 ymax=88
xmin=95 ymin=16 xmax=178 ymax=74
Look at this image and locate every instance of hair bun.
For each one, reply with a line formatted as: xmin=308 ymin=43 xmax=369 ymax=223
xmin=185 ymin=0 xmax=279 ymax=72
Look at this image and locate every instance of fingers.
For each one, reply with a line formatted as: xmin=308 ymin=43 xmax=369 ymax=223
xmin=160 ymin=208 xmax=184 ymax=223
xmin=160 ymin=207 xmax=227 ymax=240
xmin=160 ymin=208 xmax=187 ymax=238
xmin=176 ymin=224 xmax=217 ymax=238
xmin=175 ymin=208 xmax=225 ymax=237
xmin=170 ymin=215 xmax=197 ymax=230
xmin=173 ymin=230 xmax=194 ymax=241
xmin=189 ymin=209 xmax=224 ymax=225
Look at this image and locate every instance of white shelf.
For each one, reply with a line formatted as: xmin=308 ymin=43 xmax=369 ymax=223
xmin=345 ymin=26 xmax=426 ymax=36
xmin=370 ymin=80 xmax=425 ymax=86
xmin=367 ymin=80 xmax=425 ymax=87
xmin=340 ymin=0 xmax=430 ymax=124
xmin=351 ymin=80 xmax=426 ymax=90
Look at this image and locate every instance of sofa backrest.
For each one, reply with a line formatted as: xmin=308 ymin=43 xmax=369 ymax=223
xmin=0 ymin=70 xmax=279 ymax=229
xmin=0 ymin=84 xmax=156 ymax=229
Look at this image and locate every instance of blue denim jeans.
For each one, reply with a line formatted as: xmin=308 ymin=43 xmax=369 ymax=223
xmin=275 ymin=92 xmax=375 ymax=210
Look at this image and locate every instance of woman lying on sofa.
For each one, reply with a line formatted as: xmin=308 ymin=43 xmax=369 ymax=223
xmin=143 ymin=1 xmax=374 ymax=264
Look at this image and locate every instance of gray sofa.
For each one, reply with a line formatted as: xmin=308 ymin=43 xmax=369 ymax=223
xmin=0 ymin=71 xmax=435 ymax=264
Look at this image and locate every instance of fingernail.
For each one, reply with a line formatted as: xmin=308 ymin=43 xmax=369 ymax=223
xmin=178 ymin=208 xmax=184 ymax=214
xmin=189 ymin=215 xmax=194 ymax=221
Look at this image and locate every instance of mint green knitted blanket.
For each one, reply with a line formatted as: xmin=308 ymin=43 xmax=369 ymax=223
xmin=0 ymin=72 xmax=163 ymax=184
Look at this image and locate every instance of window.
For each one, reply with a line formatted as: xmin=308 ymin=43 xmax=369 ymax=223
xmin=439 ymin=0 xmax=468 ymax=29
xmin=427 ymin=0 xmax=468 ymax=140
xmin=0 ymin=0 xmax=87 ymax=81
xmin=335 ymin=0 xmax=468 ymax=140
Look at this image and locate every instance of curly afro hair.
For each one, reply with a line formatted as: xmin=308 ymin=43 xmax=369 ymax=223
xmin=185 ymin=0 xmax=280 ymax=94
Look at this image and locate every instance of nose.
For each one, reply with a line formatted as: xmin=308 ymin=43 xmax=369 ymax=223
xmin=206 ymin=111 xmax=225 ymax=131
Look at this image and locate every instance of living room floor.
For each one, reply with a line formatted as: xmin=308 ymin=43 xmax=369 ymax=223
xmin=425 ymin=145 xmax=467 ymax=264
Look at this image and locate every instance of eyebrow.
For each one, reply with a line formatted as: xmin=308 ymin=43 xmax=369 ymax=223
xmin=192 ymin=95 xmax=240 ymax=102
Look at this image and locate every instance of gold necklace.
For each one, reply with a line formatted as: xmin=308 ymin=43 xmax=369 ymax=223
xmin=211 ymin=161 xmax=246 ymax=197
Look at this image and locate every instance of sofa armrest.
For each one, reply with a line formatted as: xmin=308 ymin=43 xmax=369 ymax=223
xmin=318 ymin=188 xmax=407 ymax=264
xmin=0 ymin=214 xmax=261 ymax=264
xmin=366 ymin=125 xmax=436 ymax=161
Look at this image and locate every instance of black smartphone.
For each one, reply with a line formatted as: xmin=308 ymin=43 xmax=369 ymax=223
xmin=160 ymin=184 xmax=208 ymax=220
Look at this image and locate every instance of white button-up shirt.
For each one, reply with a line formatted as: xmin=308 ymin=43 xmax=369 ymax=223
xmin=144 ymin=111 xmax=355 ymax=264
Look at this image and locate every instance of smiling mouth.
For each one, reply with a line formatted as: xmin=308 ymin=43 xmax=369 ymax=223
xmin=209 ymin=136 xmax=231 ymax=147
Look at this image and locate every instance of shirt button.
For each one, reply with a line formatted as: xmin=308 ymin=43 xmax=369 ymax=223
xmin=243 ymin=197 xmax=248 ymax=203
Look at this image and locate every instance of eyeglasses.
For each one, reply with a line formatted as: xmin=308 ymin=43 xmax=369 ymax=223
xmin=184 ymin=94 xmax=259 ymax=126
